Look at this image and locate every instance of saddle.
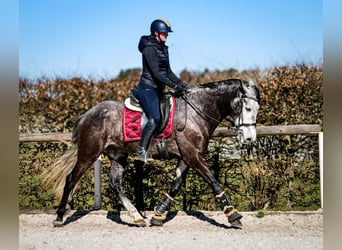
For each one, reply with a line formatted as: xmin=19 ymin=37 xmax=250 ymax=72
xmin=123 ymin=89 xmax=175 ymax=157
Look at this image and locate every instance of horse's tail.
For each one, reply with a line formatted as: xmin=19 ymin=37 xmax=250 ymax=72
xmin=41 ymin=115 xmax=83 ymax=200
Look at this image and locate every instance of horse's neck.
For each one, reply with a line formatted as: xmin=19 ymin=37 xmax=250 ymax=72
xmin=186 ymin=89 xmax=225 ymax=129
xmin=187 ymin=83 xmax=240 ymax=125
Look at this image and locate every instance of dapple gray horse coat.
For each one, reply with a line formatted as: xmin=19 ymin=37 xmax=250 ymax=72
xmin=42 ymin=78 xmax=260 ymax=228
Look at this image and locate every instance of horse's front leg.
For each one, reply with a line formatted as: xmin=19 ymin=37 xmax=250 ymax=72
xmin=210 ymin=176 xmax=243 ymax=228
xmin=109 ymin=156 xmax=146 ymax=227
xmin=183 ymin=149 xmax=243 ymax=228
xmin=193 ymin=157 xmax=243 ymax=228
xmin=151 ymin=160 xmax=189 ymax=226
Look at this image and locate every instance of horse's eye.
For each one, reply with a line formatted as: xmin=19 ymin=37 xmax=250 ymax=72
xmin=246 ymin=107 xmax=251 ymax=112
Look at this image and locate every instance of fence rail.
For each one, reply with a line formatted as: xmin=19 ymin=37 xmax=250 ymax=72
xmin=19 ymin=124 xmax=323 ymax=209
xmin=19 ymin=124 xmax=322 ymax=142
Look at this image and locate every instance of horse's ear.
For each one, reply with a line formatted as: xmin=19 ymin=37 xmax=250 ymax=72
xmin=244 ymin=79 xmax=255 ymax=88
xmin=242 ymin=79 xmax=260 ymax=104
xmin=240 ymin=79 xmax=255 ymax=94
xmin=248 ymin=79 xmax=255 ymax=87
xmin=240 ymin=80 xmax=248 ymax=95
xmin=239 ymin=81 xmax=243 ymax=93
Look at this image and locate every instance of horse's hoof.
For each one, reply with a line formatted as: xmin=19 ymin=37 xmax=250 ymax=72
xmin=230 ymin=218 xmax=243 ymax=229
xmin=134 ymin=219 xmax=147 ymax=227
xmin=53 ymin=220 xmax=64 ymax=227
xmin=228 ymin=211 xmax=243 ymax=228
xmin=150 ymin=215 xmax=164 ymax=226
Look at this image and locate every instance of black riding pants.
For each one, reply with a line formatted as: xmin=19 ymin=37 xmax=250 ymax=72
xmin=136 ymin=84 xmax=161 ymax=148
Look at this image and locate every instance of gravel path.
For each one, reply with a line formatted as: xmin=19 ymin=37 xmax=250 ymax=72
xmin=19 ymin=209 xmax=323 ymax=250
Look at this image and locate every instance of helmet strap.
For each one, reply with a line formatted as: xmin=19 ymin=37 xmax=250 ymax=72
xmin=153 ymin=31 xmax=161 ymax=43
xmin=155 ymin=32 xmax=166 ymax=44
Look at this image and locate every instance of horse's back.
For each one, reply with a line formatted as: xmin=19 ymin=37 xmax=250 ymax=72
xmin=82 ymin=100 xmax=122 ymax=116
xmin=76 ymin=100 xmax=123 ymax=130
xmin=75 ymin=100 xmax=124 ymax=148
xmin=96 ymin=100 xmax=123 ymax=111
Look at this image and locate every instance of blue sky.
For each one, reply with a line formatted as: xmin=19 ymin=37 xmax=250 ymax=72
xmin=19 ymin=0 xmax=323 ymax=80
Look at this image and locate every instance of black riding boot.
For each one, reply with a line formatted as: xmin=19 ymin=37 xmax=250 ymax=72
xmin=136 ymin=119 xmax=156 ymax=163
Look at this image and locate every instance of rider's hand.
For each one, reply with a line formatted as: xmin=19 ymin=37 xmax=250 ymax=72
xmin=176 ymin=82 xmax=189 ymax=91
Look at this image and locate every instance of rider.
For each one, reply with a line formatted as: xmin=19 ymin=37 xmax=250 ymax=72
xmin=135 ymin=18 xmax=189 ymax=163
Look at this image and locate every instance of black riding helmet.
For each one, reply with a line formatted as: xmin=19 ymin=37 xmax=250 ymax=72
xmin=150 ymin=18 xmax=173 ymax=33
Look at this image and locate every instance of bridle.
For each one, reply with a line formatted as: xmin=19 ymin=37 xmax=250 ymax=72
xmin=235 ymin=94 xmax=258 ymax=129
xmin=176 ymin=83 xmax=259 ymax=131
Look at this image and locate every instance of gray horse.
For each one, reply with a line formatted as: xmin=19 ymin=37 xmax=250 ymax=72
xmin=42 ymin=78 xmax=260 ymax=228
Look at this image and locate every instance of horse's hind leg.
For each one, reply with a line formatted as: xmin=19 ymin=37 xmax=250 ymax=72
xmin=108 ymin=153 xmax=146 ymax=227
xmin=151 ymin=160 xmax=189 ymax=226
xmin=54 ymin=161 xmax=91 ymax=227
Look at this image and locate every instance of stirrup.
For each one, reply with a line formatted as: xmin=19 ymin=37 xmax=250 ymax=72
xmin=135 ymin=148 xmax=153 ymax=163
xmin=135 ymin=154 xmax=146 ymax=163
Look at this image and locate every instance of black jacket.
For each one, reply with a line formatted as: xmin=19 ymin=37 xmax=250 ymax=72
xmin=138 ymin=35 xmax=181 ymax=91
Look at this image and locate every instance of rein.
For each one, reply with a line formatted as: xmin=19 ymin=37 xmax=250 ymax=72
xmin=175 ymin=84 xmax=258 ymax=131
xmin=174 ymin=87 xmax=225 ymax=131
xmin=182 ymin=94 xmax=222 ymax=124
xmin=175 ymin=97 xmax=187 ymax=131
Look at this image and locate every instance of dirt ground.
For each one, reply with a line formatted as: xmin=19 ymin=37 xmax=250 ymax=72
xmin=19 ymin=209 xmax=323 ymax=250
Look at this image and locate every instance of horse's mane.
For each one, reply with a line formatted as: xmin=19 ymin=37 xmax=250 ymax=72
xmin=198 ymin=78 xmax=242 ymax=89
xmin=196 ymin=78 xmax=260 ymax=104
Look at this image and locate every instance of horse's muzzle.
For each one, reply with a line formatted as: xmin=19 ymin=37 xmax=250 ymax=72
xmin=237 ymin=127 xmax=256 ymax=145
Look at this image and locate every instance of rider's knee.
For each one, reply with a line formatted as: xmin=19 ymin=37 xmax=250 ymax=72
xmin=149 ymin=117 xmax=160 ymax=129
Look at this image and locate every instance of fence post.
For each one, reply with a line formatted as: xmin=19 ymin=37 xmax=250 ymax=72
xmin=319 ymin=132 xmax=323 ymax=208
xmin=134 ymin=160 xmax=145 ymax=212
xmin=94 ymin=155 xmax=102 ymax=210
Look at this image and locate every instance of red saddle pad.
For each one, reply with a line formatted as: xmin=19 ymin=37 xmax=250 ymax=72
xmin=122 ymin=97 xmax=175 ymax=142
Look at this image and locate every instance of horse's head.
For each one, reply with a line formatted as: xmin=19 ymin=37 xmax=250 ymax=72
xmin=233 ymin=80 xmax=260 ymax=145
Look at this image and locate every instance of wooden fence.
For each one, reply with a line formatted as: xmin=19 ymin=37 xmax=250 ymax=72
xmin=19 ymin=124 xmax=321 ymax=142
xmin=19 ymin=124 xmax=323 ymax=209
